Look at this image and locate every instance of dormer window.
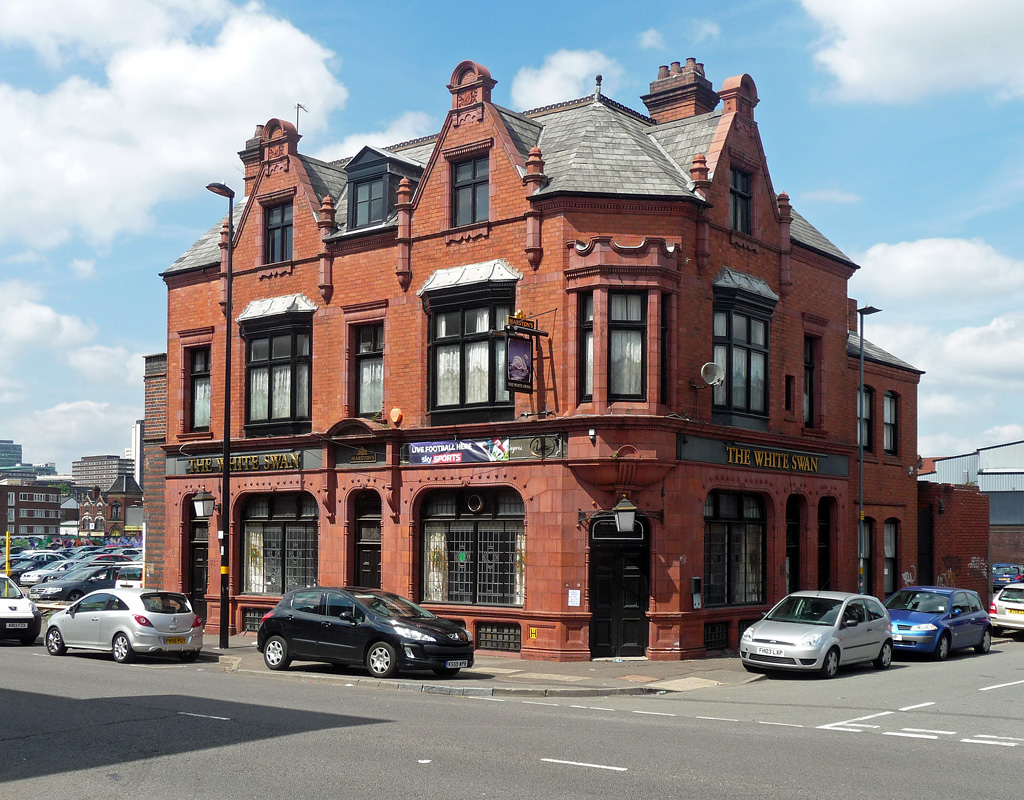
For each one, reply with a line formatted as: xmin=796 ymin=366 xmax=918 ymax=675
xmin=344 ymin=146 xmax=422 ymax=233
xmin=453 ymin=156 xmax=489 ymax=227
xmin=265 ymin=203 xmax=293 ymax=263
xmin=353 ymin=177 xmax=385 ymax=228
xmin=730 ymin=168 xmax=751 ymax=235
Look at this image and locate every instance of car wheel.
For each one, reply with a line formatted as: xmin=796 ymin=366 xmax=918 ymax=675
xmin=873 ymin=640 xmax=893 ymax=669
xmin=112 ymin=632 xmax=135 ymax=664
xmin=66 ymin=591 xmax=83 ymax=602
xmin=45 ymin=627 xmax=66 ymax=656
xmin=263 ymin=635 xmax=291 ymax=671
xmin=366 ymin=641 xmax=398 ymax=678
xmin=432 ymin=667 xmax=461 ymax=678
xmin=820 ymin=646 xmax=840 ymax=679
xmin=974 ymin=627 xmax=992 ymax=654
xmin=178 ymin=650 xmax=200 ymax=663
xmin=934 ymin=632 xmax=951 ymax=661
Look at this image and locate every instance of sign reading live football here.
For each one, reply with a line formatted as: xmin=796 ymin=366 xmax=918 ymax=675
xmin=408 ymin=439 xmax=511 ymax=465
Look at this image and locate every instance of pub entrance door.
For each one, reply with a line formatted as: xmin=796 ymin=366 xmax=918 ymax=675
xmin=589 ymin=519 xmax=649 ymax=658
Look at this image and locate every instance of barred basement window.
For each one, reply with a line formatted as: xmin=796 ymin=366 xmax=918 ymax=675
xmin=476 ymin=622 xmax=522 ymax=652
xmin=704 ymin=621 xmax=729 ymax=651
xmin=421 ymin=488 xmax=525 ymax=607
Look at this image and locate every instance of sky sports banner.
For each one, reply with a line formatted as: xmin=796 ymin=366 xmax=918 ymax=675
xmin=408 ymin=438 xmax=511 ymax=465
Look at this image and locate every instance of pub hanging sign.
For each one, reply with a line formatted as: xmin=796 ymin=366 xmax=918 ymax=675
xmin=505 ymin=312 xmax=546 ymax=394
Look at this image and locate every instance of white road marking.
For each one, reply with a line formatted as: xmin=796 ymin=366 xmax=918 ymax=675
xmin=542 ymin=758 xmax=627 ymax=772
xmin=468 ymin=697 xmax=505 ymax=702
xmin=979 ymin=679 xmax=1024 ymax=692
xmin=696 ymin=716 xmax=739 ymax=722
xmin=522 ymin=701 xmax=559 ymax=706
xmin=632 ymin=711 xmax=676 ymax=717
xmin=902 ymin=728 xmax=956 ymax=735
xmin=818 ymin=711 xmax=893 ymax=730
xmin=972 ymin=735 xmax=1024 ymax=742
xmin=177 ymin=712 xmax=230 ymax=721
xmin=822 ymin=728 xmax=864 ymax=733
xmin=884 ymin=732 xmax=937 ymax=739
xmin=898 ymin=702 xmax=935 ymax=711
xmin=587 ymin=707 xmax=615 ymax=711
xmin=758 ymin=721 xmax=804 ymax=728
xmin=960 ymin=738 xmax=1017 ymax=747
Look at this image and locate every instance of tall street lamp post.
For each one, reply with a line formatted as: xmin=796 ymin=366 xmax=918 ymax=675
xmin=206 ymin=181 xmax=234 ymax=650
xmin=857 ymin=305 xmax=881 ymax=594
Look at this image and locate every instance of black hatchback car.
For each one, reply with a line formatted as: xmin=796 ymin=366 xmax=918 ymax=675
xmin=257 ymin=587 xmax=474 ymax=678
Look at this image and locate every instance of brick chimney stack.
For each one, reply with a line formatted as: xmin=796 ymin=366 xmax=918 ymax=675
xmin=641 ymin=58 xmax=720 ymax=124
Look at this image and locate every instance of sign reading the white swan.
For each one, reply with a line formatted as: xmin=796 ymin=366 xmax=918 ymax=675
xmin=506 ymin=334 xmax=533 ymax=393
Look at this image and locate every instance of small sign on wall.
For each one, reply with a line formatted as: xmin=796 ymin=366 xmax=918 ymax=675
xmin=567 ymin=589 xmax=581 ymax=607
xmin=529 ymin=627 xmax=538 ymax=639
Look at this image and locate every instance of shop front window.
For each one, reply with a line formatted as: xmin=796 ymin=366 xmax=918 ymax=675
xmin=421 ymin=489 xmax=525 ymax=607
xmin=704 ymin=491 xmax=766 ymax=606
xmin=242 ymin=493 xmax=318 ymax=594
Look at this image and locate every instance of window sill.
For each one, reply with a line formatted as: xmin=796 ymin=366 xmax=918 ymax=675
xmin=243 ymin=420 xmax=312 ymax=438
xmin=729 ymin=230 xmax=760 ymax=253
xmin=801 ymin=427 xmax=829 ymax=439
xmin=179 ymin=431 xmax=214 ymax=441
xmin=445 ymin=221 xmax=490 ymax=244
xmin=258 ymin=260 xmax=293 ymax=279
xmin=428 ymin=405 xmax=515 ymax=426
xmin=711 ymin=410 xmax=769 ymax=432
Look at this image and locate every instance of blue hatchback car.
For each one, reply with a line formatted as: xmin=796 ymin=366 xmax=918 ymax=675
xmin=884 ymin=586 xmax=992 ymax=660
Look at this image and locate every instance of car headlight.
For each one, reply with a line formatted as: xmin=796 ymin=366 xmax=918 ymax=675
xmin=741 ymin=627 xmax=754 ymax=642
xmin=800 ymin=632 xmax=824 ymax=647
xmin=909 ymin=623 xmax=938 ymax=632
xmin=393 ymin=624 xmax=436 ymax=642
xmin=29 ymin=602 xmax=38 ymax=613
xmin=463 ymin=628 xmax=473 ymax=643
xmin=37 ymin=586 xmax=60 ymax=595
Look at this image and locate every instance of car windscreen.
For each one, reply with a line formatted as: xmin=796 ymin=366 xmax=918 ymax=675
xmin=994 ymin=565 xmax=1023 ymax=576
xmin=353 ymin=592 xmax=436 ymax=619
xmin=1 ymin=577 xmax=24 ymax=599
xmin=998 ymin=587 xmax=1024 ymax=602
xmin=140 ymin=593 xmax=191 ymax=614
xmin=885 ymin=590 xmax=948 ymax=613
xmin=60 ymin=567 xmax=102 ymax=582
xmin=765 ymin=595 xmax=842 ymax=625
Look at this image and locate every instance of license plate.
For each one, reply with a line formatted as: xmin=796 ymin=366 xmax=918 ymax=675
xmin=165 ymin=637 xmax=186 ymax=645
xmin=893 ymin=633 xmax=903 ymax=641
xmin=7 ymin=622 xmax=28 ymax=629
xmin=1009 ymin=609 xmax=1024 ymax=615
xmin=445 ymin=659 xmax=469 ymax=668
xmin=756 ymin=647 xmax=784 ymax=657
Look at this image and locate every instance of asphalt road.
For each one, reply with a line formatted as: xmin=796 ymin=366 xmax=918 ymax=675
xmin=1 ymin=639 xmax=1021 ymax=799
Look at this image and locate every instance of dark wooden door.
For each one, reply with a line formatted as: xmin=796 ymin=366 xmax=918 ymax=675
xmin=590 ymin=547 xmax=649 ymax=658
xmin=188 ymin=540 xmax=208 ymax=622
xmin=356 ymin=542 xmax=381 ymax=589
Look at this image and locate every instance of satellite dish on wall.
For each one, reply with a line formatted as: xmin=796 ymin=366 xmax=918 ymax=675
xmin=700 ymin=362 xmax=725 ymax=387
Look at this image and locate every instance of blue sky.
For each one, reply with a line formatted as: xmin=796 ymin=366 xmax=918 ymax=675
xmin=1 ymin=0 xmax=1023 ymax=473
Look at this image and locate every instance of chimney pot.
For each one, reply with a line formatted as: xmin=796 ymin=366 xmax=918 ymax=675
xmin=670 ymin=61 xmax=682 ymax=75
xmin=657 ymin=65 xmax=670 ymax=79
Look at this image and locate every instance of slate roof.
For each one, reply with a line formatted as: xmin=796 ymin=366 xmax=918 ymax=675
xmin=847 ymin=333 xmax=923 ymax=374
xmin=167 ymin=92 xmax=853 ymax=277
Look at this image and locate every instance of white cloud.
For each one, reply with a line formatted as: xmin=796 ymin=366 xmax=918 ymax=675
xmin=638 ymin=28 xmax=665 ymax=50
xmin=314 ymin=111 xmax=435 ymax=162
xmin=692 ymin=20 xmax=721 ymax=44
xmin=920 ymin=423 xmax=1024 ymax=459
xmin=14 ymin=400 xmax=140 ymax=474
xmin=66 ymin=345 xmax=146 ymax=387
xmin=69 ymin=258 xmax=96 ymax=279
xmin=511 ymin=50 xmax=624 ymax=110
xmin=0 ymin=4 xmax=349 ymax=249
xmin=801 ymin=0 xmax=1024 ymax=102
xmin=851 ymin=238 xmax=1024 ymax=322
xmin=0 ymin=280 xmax=96 ymax=357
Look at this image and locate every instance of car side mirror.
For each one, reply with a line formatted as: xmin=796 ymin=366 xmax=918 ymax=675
xmin=951 ymin=608 xmax=962 ymax=617
xmin=843 ymin=618 xmax=858 ymax=628
xmin=338 ymin=610 xmax=355 ymax=622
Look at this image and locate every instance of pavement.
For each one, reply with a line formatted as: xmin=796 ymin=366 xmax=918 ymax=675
xmin=205 ymin=633 xmax=760 ymax=697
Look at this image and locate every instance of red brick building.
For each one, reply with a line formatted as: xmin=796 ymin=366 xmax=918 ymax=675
xmin=148 ymin=58 xmax=924 ymax=660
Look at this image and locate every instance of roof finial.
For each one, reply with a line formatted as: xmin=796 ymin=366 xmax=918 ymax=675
xmin=595 ymin=74 xmax=602 ymax=100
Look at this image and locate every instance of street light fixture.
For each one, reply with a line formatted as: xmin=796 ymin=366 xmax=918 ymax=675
xmin=857 ymin=305 xmax=881 ymax=594
xmin=206 ymin=181 xmax=234 ymax=650
xmin=192 ymin=489 xmax=216 ymax=520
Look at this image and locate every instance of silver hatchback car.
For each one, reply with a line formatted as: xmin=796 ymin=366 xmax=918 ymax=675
xmin=45 ymin=588 xmax=203 ymax=663
xmin=740 ymin=591 xmax=893 ymax=678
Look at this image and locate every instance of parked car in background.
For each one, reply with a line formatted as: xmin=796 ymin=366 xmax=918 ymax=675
xmin=992 ymin=563 xmax=1024 ymax=593
xmin=28 ymin=563 xmax=123 ymax=602
xmin=45 ymin=588 xmax=203 ymax=663
xmin=257 ymin=587 xmax=475 ymax=678
xmin=989 ymin=583 xmax=1024 ymax=635
xmin=114 ymin=563 xmax=144 ymax=589
xmin=0 ymin=575 xmax=42 ymax=644
xmin=884 ymin=586 xmax=991 ymax=659
xmin=740 ymin=591 xmax=893 ymax=678
xmin=6 ymin=553 xmax=68 ymax=584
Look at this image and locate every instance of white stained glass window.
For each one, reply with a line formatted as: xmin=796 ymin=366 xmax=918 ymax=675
xmin=436 ymin=344 xmax=460 ymax=406
xmin=466 ymin=340 xmax=490 ymax=403
xmin=250 ymin=368 xmax=269 ymax=421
